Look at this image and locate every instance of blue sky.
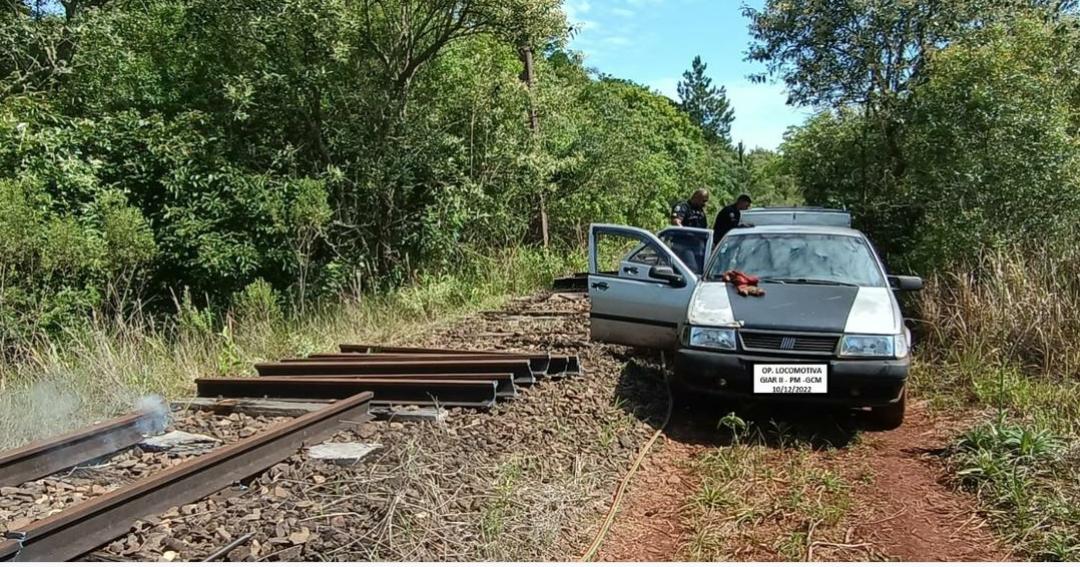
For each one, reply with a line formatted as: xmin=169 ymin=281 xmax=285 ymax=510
xmin=565 ymin=0 xmax=811 ymax=151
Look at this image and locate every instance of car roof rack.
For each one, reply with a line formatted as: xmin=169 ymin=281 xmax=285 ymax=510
xmin=741 ymin=206 xmax=852 ymax=228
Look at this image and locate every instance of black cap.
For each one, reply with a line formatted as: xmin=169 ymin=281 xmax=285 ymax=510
xmin=737 ymin=194 xmax=752 ymax=204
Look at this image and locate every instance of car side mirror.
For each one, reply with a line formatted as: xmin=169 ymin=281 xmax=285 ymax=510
xmin=649 ymin=265 xmax=686 ymax=287
xmin=888 ymin=275 xmax=923 ymax=291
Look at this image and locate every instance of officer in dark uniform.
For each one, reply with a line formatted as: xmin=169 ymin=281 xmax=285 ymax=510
xmin=668 ymin=189 xmax=710 ymax=274
xmin=671 ymin=188 xmax=709 ymax=228
xmin=713 ymin=194 xmax=753 ymax=246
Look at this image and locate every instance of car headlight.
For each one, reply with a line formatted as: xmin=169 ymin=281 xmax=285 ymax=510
xmin=840 ymin=334 xmax=907 ymax=358
xmin=688 ymin=327 xmax=737 ymax=351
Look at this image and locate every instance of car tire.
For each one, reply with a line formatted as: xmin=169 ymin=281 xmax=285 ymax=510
xmin=869 ymin=389 xmax=905 ymax=430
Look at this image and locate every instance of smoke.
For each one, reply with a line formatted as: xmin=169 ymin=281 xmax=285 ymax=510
xmin=134 ymin=394 xmax=171 ymax=435
xmin=0 ymin=379 xmax=83 ymax=451
xmin=0 ymin=384 xmax=172 ymax=452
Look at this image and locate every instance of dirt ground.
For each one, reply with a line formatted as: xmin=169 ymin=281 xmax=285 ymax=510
xmin=2 ymin=290 xmax=1012 ymax=561
xmin=595 ymin=395 xmax=1011 ymax=561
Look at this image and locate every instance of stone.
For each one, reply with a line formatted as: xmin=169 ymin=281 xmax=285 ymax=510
xmin=307 ymin=442 xmax=381 ymax=465
xmin=370 ymin=406 xmax=449 ymax=423
xmin=140 ymin=431 xmax=220 ymax=453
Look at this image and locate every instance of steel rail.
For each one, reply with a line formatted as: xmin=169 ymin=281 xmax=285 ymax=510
xmin=238 ymin=372 xmax=516 ymax=398
xmin=196 ymin=375 xmax=507 ymax=405
xmin=0 ymin=392 xmax=373 ymax=562
xmin=256 ymin=359 xmax=537 ymax=385
xmin=290 ymin=352 xmax=550 ymax=376
xmin=552 ymin=273 xmax=588 ymax=292
xmin=0 ymin=412 xmax=161 ymax=488
xmin=338 ymin=344 xmax=581 ymax=376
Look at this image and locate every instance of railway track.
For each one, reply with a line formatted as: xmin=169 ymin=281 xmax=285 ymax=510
xmin=0 ymin=344 xmax=582 ymax=561
xmin=0 ymin=393 xmax=373 ymax=562
xmin=0 ymin=412 xmax=163 ymax=488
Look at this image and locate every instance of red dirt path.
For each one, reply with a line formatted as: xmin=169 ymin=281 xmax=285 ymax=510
xmin=592 ymin=400 xmax=1009 ymax=561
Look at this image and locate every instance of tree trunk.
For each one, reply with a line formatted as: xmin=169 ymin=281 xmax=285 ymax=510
xmin=519 ymin=44 xmax=548 ymax=248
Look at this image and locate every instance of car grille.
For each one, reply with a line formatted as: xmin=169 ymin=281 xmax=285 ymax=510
xmin=739 ymin=332 xmax=839 ymax=354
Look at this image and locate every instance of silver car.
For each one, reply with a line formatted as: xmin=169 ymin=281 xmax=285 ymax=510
xmin=587 ymin=216 xmax=922 ymax=429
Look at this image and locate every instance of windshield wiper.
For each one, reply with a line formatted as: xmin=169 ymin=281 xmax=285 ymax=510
xmin=768 ymin=277 xmax=858 ymax=287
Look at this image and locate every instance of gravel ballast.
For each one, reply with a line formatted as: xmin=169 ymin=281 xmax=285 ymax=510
xmin=3 ymin=292 xmax=670 ymax=561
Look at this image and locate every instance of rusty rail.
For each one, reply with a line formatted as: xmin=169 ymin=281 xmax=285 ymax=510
xmin=0 ymin=392 xmax=373 ymax=562
xmin=196 ymin=375 xmax=508 ymax=406
xmin=0 ymin=412 xmax=162 ymax=488
xmin=256 ymin=359 xmax=537 ymax=385
xmin=552 ymin=273 xmax=588 ymax=292
xmin=338 ymin=344 xmax=581 ymax=376
xmin=291 ymin=352 xmax=550 ymax=376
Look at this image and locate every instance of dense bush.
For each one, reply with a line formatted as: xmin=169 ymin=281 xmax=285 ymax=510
xmin=777 ymin=12 xmax=1080 ymax=273
xmin=0 ymin=0 xmax=766 ymax=350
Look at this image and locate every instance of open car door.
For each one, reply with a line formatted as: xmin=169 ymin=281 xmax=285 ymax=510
xmin=657 ymin=226 xmax=713 ymax=275
xmin=588 ymin=224 xmax=699 ymax=349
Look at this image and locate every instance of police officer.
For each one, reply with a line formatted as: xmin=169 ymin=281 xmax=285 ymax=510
xmin=713 ymin=194 xmax=752 ymax=246
xmin=671 ymin=188 xmax=709 ymax=228
xmin=668 ymin=188 xmax=710 ymax=274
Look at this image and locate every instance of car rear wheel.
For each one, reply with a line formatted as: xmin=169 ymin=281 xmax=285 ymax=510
xmin=869 ymin=389 xmax=905 ymax=430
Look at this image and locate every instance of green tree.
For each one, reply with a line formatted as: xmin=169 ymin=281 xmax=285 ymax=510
xmin=676 ymin=56 xmax=735 ymax=145
xmin=901 ymin=14 xmax=1080 ymax=268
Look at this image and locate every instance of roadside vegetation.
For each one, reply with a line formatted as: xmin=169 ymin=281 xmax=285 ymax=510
xmin=912 ymin=244 xmax=1080 ymax=560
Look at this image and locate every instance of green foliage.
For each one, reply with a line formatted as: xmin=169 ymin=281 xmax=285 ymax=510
xmin=0 ymin=175 xmax=156 ymax=352
xmin=777 ymin=10 xmax=1080 ymax=272
xmin=732 ymin=148 xmax=801 ymax=206
xmin=902 ymin=15 xmax=1080 ymax=268
xmin=0 ymin=0 xmax=748 ymax=350
xmin=950 ymin=416 xmax=1078 ymax=560
xmin=545 ymin=75 xmax=720 ymax=237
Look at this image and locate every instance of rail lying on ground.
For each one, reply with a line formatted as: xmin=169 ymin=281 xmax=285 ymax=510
xmin=338 ymin=344 xmax=583 ymax=376
xmin=0 ymin=393 xmax=373 ymax=562
xmin=195 ymin=345 xmax=581 ymax=410
xmin=197 ymin=375 xmax=514 ymax=407
xmin=0 ymin=411 xmax=162 ymax=488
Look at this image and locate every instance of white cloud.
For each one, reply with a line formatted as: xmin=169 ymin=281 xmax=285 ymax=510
xmin=611 ymin=7 xmax=636 ymax=17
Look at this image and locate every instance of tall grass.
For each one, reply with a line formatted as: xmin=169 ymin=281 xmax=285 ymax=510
xmin=913 ymin=242 xmax=1080 ymax=431
xmin=910 ymin=241 xmax=1080 ymax=560
xmin=918 ymin=242 xmax=1080 ymax=388
xmin=0 ymin=247 xmax=582 ymax=450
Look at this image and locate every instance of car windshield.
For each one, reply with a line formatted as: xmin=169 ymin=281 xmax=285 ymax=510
xmin=707 ymin=233 xmax=886 ymax=287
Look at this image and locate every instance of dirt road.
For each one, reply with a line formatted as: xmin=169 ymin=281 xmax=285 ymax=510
xmin=593 ymin=387 xmax=1010 ymax=561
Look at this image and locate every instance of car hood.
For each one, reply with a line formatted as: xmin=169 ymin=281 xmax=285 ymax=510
xmin=686 ymin=281 xmax=900 ymax=334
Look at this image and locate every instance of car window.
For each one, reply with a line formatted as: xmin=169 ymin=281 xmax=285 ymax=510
xmin=707 ymin=233 xmax=886 ymax=287
xmin=658 ymin=230 xmax=709 ymax=275
xmin=627 ymin=244 xmax=669 ymax=267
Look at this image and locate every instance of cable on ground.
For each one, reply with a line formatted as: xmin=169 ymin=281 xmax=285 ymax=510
xmin=579 ymin=352 xmax=675 ymax=562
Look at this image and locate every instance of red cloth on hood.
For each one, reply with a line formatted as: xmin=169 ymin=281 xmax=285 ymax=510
xmin=721 ymin=270 xmax=766 ymax=297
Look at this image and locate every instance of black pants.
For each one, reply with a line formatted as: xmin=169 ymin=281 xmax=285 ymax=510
xmin=669 ymin=237 xmax=705 ymax=275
